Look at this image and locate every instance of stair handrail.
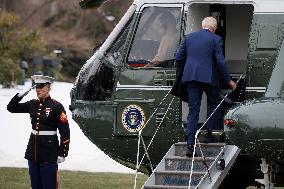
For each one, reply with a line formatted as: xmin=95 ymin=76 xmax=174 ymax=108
xmin=195 ymin=145 xmax=226 ymax=188
xmin=188 ymin=73 xmax=245 ymax=189
xmin=134 ymin=89 xmax=176 ymax=189
xmin=134 ymin=97 xmax=175 ymax=189
xmin=138 ymin=96 xmax=176 ymax=168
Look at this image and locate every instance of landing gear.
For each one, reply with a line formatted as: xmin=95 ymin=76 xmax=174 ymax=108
xmin=255 ymin=158 xmax=277 ymax=189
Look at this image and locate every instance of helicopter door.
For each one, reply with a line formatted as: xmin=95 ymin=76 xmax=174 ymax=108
xmin=183 ymin=3 xmax=254 ymax=128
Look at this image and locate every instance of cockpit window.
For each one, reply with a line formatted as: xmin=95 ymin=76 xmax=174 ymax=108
xmin=128 ymin=7 xmax=182 ymax=68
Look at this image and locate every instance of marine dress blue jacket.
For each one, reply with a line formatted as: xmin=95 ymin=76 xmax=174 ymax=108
xmin=7 ymin=95 xmax=70 ymax=163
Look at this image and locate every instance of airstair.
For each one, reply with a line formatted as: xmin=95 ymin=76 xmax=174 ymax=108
xmin=142 ymin=141 xmax=240 ymax=189
xmin=136 ymin=75 xmax=245 ymax=189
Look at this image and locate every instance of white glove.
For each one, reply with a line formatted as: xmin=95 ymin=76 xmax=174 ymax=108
xmin=17 ymin=85 xmax=35 ymax=98
xmin=57 ymin=156 xmax=65 ymax=163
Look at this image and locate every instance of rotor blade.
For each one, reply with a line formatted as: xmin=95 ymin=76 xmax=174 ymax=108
xmin=79 ymin=0 xmax=109 ymax=9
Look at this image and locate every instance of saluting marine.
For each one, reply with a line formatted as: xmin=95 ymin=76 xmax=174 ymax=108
xmin=7 ymin=75 xmax=70 ymax=189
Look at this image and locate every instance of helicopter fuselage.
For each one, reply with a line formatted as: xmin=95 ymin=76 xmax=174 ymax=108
xmin=71 ymin=0 xmax=284 ymax=181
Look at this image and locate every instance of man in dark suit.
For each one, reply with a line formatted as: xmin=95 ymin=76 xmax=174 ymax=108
xmin=7 ymin=75 xmax=70 ymax=189
xmin=175 ymin=17 xmax=236 ymax=157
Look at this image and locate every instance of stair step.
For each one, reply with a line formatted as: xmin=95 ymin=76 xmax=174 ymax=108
xmin=155 ymin=170 xmax=206 ymax=186
xmin=175 ymin=142 xmax=225 ymax=157
xmin=165 ymin=156 xmax=215 ymax=172
xmin=143 ymin=185 xmax=194 ymax=189
xmin=143 ymin=142 xmax=241 ymax=189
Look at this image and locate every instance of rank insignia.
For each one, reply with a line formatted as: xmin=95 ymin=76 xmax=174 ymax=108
xmin=60 ymin=112 xmax=68 ymax=123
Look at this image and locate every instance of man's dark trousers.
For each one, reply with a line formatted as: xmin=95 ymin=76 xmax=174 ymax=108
xmin=186 ymin=81 xmax=222 ymax=146
xmin=28 ymin=161 xmax=58 ymax=189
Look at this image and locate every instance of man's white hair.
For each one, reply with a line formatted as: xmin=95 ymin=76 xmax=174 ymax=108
xmin=202 ymin=17 xmax=217 ymax=30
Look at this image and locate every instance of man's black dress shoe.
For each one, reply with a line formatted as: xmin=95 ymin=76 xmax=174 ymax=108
xmin=186 ymin=145 xmax=198 ymax=157
xmin=204 ymin=132 xmax=217 ymax=143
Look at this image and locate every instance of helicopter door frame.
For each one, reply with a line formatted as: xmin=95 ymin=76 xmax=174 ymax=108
xmin=181 ymin=1 xmax=255 ymax=124
xmin=124 ymin=3 xmax=185 ymax=69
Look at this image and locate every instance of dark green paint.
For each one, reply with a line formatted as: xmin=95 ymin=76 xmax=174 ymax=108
xmin=224 ymin=98 xmax=284 ymax=160
xmin=247 ymin=14 xmax=284 ymax=89
xmin=224 ymin=13 xmax=284 ymax=161
xmin=71 ymin=2 xmax=284 ymax=176
xmin=72 ymin=99 xmax=184 ymax=174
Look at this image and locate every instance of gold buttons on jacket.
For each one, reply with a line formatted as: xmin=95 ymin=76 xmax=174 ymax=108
xmin=39 ymin=104 xmax=42 ymax=106
xmin=37 ymin=113 xmax=40 ymax=115
xmin=37 ymin=118 xmax=39 ymax=120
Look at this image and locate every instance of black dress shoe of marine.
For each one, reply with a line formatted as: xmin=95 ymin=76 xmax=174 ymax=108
xmin=186 ymin=145 xmax=198 ymax=157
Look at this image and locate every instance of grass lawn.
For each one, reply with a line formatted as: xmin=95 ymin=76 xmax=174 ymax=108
xmin=2 ymin=168 xmax=284 ymax=189
xmin=0 ymin=167 xmax=148 ymax=189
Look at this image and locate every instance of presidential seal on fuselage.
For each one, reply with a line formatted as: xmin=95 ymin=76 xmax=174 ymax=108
xmin=121 ymin=104 xmax=146 ymax=132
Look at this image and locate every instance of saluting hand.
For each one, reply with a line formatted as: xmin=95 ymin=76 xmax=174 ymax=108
xmin=17 ymin=85 xmax=36 ymax=98
xmin=229 ymin=80 xmax=237 ymax=91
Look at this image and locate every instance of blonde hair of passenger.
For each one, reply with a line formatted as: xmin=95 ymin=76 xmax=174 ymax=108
xmin=202 ymin=17 xmax=218 ymax=32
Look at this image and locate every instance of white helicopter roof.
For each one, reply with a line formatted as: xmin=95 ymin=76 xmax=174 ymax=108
xmin=132 ymin=0 xmax=284 ymax=13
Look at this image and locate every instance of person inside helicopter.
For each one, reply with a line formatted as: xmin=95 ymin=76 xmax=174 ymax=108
xmin=144 ymin=11 xmax=179 ymax=68
xmin=127 ymin=6 xmax=181 ymax=68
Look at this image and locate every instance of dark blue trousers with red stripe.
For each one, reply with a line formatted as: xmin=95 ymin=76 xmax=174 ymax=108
xmin=28 ymin=161 xmax=58 ymax=189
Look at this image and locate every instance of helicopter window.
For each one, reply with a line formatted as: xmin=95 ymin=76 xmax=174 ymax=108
xmin=105 ymin=15 xmax=134 ymax=66
xmin=128 ymin=7 xmax=182 ymax=68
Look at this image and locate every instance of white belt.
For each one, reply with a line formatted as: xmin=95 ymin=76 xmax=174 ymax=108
xmin=31 ymin=129 xmax=57 ymax=135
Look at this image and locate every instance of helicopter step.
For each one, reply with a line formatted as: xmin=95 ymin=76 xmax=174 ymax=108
xmin=165 ymin=156 xmax=215 ymax=172
xmin=143 ymin=142 xmax=240 ymax=189
xmin=174 ymin=143 xmax=226 ymax=158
